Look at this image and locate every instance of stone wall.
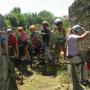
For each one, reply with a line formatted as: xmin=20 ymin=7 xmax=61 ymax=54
xmin=69 ymin=0 xmax=90 ymax=61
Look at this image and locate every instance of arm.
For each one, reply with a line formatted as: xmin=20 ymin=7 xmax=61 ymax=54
xmin=63 ymin=28 xmax=66 ymax=38
xmin=78 ymin=31 xmax=90 ymax=40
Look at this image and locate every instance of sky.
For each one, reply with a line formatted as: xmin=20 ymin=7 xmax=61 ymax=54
xmin=0 ymin=0 xmax=74 ymax=17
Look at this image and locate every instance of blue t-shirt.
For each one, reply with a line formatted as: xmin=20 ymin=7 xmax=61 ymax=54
xmin=0 ymin=35 xmax=6 ymax=44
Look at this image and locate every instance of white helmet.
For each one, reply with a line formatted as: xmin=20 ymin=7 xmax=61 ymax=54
xmin=72 ymin=24 xmax=84 ymax=32
xmin=7 ymin=28 xmax=12 ymax=32
xmin=54 ymin=18 xmax=62 ymax=25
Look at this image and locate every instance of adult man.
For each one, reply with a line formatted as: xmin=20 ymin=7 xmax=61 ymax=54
xmin=41 ymin=21 xmax=52 ymax=63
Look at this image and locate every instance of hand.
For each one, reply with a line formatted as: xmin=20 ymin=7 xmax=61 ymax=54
xmin=86 ymin=31 xmax=90 ymax=34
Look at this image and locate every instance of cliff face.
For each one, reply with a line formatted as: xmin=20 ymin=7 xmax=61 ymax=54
xmin=69 ymin=0 xmax=90 ymax=61
xmin=69 ymin=0 xmax=90 ymax=30
xmin=0 ymin=35 xmax=18 ymax=90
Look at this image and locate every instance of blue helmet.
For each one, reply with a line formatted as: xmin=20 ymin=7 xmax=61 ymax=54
xmin=72 ymin=25 xmax=84 ymax=32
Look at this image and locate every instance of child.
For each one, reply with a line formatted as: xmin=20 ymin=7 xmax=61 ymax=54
xmin=54 ymin=18 xmax=66 ymax=65
xmin=29 ymin=25 xmax=42 ymax=49
xmin=67 ymin=25 xmax=90 ymax=86
xmin=17 ymin=27 xmax=30 ymax=60
xmin=7 ymin=29 xmax=19 ymax=57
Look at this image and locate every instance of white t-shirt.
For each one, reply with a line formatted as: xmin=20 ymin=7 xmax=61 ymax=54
xmin=67 ymin=34 xmax=80 ymax=56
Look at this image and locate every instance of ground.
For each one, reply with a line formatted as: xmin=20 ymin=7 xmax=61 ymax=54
xmin=16 ymin=65 xmax=90 ymax=90
xmin=14 ymin=55 xmax=90 ymax=90
xmin=18 ymin=69 xmax=70 ymax=90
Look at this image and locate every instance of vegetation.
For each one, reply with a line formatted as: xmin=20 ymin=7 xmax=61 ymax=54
xmin=0 ymin=7 xmax=70 ymax=29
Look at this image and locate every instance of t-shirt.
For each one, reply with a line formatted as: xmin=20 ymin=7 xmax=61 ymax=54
xmin=67 ymin=34 xmax=80 ymax=56
xmin=21 ymin=32 xmax=27 ymax=42
xmin=30 ymin=32 xmax=42 ymax=48
xmin=8 ymin=34 xmax=18 ymax=47
xmin=30 ymin=32 xmax=37 ymax=39
xmin=41 ymin=28 xmax=51 ymax=44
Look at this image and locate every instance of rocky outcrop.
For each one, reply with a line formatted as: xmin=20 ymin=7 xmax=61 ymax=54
xmin=69 ymin=0 xmax=90 ymax=61
xmin=0 ymin=35 xmax=18 ymax=90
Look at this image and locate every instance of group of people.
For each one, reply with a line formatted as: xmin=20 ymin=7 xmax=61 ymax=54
xmin=0 ymin=18 xmax=90 ymax=85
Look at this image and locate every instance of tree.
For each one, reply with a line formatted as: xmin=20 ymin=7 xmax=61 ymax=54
xmin=10 ymin=7 xmax=25 ymax=26
xmin=7 ymin=13 xmax=18 ymax=27
xmin=38 ymin=10 xmax=55 ymax=24
xmin=24 ymin=13 xmax=33 ymax=27
xmin=17 ymin=13 xmax=25 ymax=26
xmin=11 ymin=7 xmax=21 ymax=13
xmin=0 ymin=14 xmax=6 ymax=29
xmin=5 ymin=7 xmax=26 ymax=27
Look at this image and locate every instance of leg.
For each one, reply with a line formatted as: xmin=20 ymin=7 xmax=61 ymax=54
xmin=63 ymin=45 xmax=67 ymax=62
xmin=24 ymin=46 xmax=30 ymax=59
xmin=55 ymin=45 xmax=62 ymax=65
xmin=15 ymin=46 xmax=19 ymax=57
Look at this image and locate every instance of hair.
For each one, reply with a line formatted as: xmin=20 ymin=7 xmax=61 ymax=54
xmin=56 ymin=22 xmax=63 ymax=26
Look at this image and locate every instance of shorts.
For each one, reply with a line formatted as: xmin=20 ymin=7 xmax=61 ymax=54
xmin=56 ymin=38 xmax=65 ymax=48
xmin=23 ymin=40 xmax=28 ymax=47
xmin=67 ymin=56 xmax=81 ymax=64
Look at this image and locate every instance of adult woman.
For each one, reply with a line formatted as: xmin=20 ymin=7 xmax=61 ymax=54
xmin=67 ymin=25 xmax=90 ymax=86
xmin=54 ymin=18 xmax=66 ymax=65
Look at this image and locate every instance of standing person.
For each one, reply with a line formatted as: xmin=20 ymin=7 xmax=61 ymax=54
xmin=29 ymin=25 xmax=42 ymax=50
xmin=54 ymin=18 xmax=66 ymax=65
xmin=41 ymin=21 xmax=52 ymax=63
xmin=7 ymin=29 xmax=19 ymax=57
xmin=18 ymin=27 xmax=30 ymax=60
xmin=67 ymin=25 xmax=90 ymax=88
xmin=0 ymin=31 xmax=6 ymax=55
xmin=15 ymin=29 xmax=23 ymax=59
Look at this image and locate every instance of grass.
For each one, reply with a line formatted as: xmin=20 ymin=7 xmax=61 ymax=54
xmin=16 ymin=61 xmax=71 ymax=90
xmin=15 ymin=56 xmax=90 ymax=90
xmin=18 ymin=70 xmax=70 ymax=90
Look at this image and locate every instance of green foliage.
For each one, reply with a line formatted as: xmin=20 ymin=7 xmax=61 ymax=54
xmin=5 ymin=19 xmax=11 ymax=27
xmin=38 ymin=10 xmax=55 ymax=24
xmin=63 ymin=20 xmax=70 ymax=29
xmin=24 ymin=13 xmax=32 ymax=26
xmin=11 ymin=7 xmax=21 ymax=13
xmin=17 ymin=13 xmax=25 ymax=26
xmin=0 ymin=14 xmax=6 ymax=28
xmin=7 ymin=13 xmax=18 ymax=27
xmin=4 ymin=7 xmax=70 ymax=29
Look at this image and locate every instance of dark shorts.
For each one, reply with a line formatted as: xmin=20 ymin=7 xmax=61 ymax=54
xmin=23 ymin=40 xmax=28 ymax=45
xmin=55 ymin=38 xmax=65 ymax=48
xmin=23 ymin=40 xmax=28 ymax=47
